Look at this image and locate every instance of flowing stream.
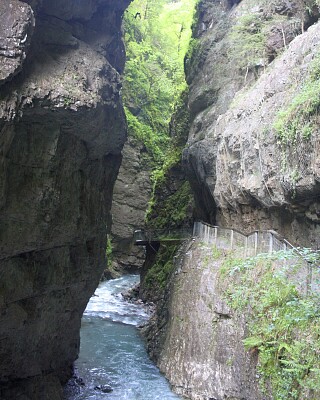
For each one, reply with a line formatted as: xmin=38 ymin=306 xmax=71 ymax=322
xmin=65 ymin=275 xmax=181 ymax=400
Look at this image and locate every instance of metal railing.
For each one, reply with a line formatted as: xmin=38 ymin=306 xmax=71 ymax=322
xmin=193 ymin=221 xmax=319 ymax=295
xmin=133 ymin=221 xmax=319 ymax=293
xmin=193 ymin=221 xmax=289 ymax=256
xmin=133 ymin=227 xmax=193 ymax=244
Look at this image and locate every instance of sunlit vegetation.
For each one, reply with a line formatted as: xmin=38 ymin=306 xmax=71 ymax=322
xmin=145 ymin=90 xmax=194 ymax=229
xmin=220 ymin=250 xmax=320 ymax=400
xmin=123 ymin=0 xmax=197 ymax=167
xmin=273 ymin=54 xmax=320 ymax=144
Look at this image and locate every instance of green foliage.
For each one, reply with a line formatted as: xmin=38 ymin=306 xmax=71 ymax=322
xmin=148 ymin=181 xmax=193 ymax=229
xmin=144 ymin=243 xmax=179 ymax=289
xmin=145 ymin=90 xmax=194 ymax=228
xmin=211 ymin=245 xmax=222 ymax=260
xmin=125 ymin=107 xmax=169 ymax=165
xmin=273 ymin=55 xmax=320 ymax=144
xmin=123 ymin=0 xmax=197 ymax=167
xmin=220 ymin=250 xmax=320 ymax=399
xmin=229 ymin=13 xmax=267 ymax=71
xmin=106 ymin=236 xmax=113 ymax=268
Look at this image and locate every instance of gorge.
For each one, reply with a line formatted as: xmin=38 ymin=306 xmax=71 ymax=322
xmin=0 ymin=0 xmax=320 ymax=399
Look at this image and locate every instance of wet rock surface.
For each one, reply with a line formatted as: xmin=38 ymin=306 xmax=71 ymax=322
xmin=0 ymin=0 xmax=129 ymax=398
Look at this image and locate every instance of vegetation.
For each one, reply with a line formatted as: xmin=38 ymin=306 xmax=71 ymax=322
xmin=220 ymin=250 xmax=320 ymax=400
xmin=122 ymin=0 xmax=196 ymax=236
xmin=106 ymin=236 xmax=113 ymax=269
xmin=147 ymin=181 xmax=193 ymax=229
xmin=106 ymin=1 xmax=196 ymax=269
xmin=145 ymin=90 xmax=194 ymax=229
xmin=228 ymin=0 xmax=320 ymax=78
xmin=123 ymin=0 xmax=197 ymax=168
xmin=273 ymin=54 xmax=320 ymax=144
xmin=144 ymin=243 xmax=179 ymax=290
xmin=229 ymin=13 xmax=267 ymax=74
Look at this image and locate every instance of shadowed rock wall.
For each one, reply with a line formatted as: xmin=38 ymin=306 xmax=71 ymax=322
xmin=0 ymin=0 xmax=130 ymax=398
xmin=110 ymin=137 xmax=152 ymax=275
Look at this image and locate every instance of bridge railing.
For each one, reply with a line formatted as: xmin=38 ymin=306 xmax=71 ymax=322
xmin=133 ymin=227 xmax=192 ymax=244
xmin=193 ymin=221 xmax=319 ymax=295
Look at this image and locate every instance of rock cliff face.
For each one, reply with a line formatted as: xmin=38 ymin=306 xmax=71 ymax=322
xmin=146 ymin=240 xmax=265 ymax=400
xmin=110 ymin=137 xmax=152 ymax=275
xmin=0 ymin=0 xmax=129 ymax=398
xmin=142 ymin=1 xmax=320 ymax=399
xmin=183 ymin=0 xmax=320 ymax=247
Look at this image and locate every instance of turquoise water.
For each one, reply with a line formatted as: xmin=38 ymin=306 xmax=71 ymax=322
xmin=64 ymin=275 xmax=181 ymax=400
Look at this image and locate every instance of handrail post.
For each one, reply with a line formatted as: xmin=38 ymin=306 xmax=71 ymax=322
xmin=214 ymin=226 xmax=218 ymax=245
xmin=307 ymin=262 xmax=312 ymax=296
xmin=269 ymin=233 xmax=274 ymax=254
xmin=193 ymin=222 xmax=197 ymax=236
xmin=245 ymin=236 xmax=248 ymax=257
xmin=254 ymin=231 xmax=258 ymax=256
xmin=230 ymin=229 xmax=234 ymax=250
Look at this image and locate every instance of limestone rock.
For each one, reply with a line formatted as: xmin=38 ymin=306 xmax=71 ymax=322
xmin=0 ymin=0 xmax=129 ymax=397
xmin=110 ymin=137 xmax=152 ymax=273
xmin=0 ymin=0 xmax=35 ymax=85
xmin=212 ymin=22 xmax=320 ymax=244
xmin=183 ymin=0 xmax=320 ymax=246
xmin=143 ymin=240 xmax=265 ymax=400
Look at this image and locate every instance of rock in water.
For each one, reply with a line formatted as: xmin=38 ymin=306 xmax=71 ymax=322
xmin=94 ymin=384 xmax=113 ymax=393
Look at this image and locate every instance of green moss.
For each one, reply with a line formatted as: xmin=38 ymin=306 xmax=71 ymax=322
xmin=273 ymin=54 xmax=320 ymax=144
xmin=145 ymin=89 xmax=194 ymax=229
xmin=144 ymin=243 xmax=179 ymax=290
xmin=220 ymin=250 xmax=320 ymax=399
xmin=125 ymin=107 xmax=169 ymax=167
xmin=147 ymin=180 xmax=193 ymax=230
xmin=229 ymin=13 xmax=267 ymax=72
xmin=106 ymin=236 xmax=113 ymax=268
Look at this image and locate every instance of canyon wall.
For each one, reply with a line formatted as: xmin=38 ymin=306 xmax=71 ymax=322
xmin=110 ymin=137 xmax=152 ymax=276
xmin=142 ymin=1 xmax=320 ymax=399
xmin=183 ymin=0 xmax=320 ymax=247
xmin=146 ymin=238 xmax=319 ymax=400
xmin=0 ymin=0 xmax=129 ymax=398
xmin=144 ymin=240 xmax=265 ymax=400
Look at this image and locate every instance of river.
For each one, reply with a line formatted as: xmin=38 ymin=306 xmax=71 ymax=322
xmin=64 ymin=275 xmax=181 ymax=400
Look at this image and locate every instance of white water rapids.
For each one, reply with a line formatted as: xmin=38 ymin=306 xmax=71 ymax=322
xmin=64 ymin=275 xmax=181 ymax=400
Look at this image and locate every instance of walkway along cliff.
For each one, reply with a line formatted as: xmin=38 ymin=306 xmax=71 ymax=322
xmin=140 ymin=222 xmax=320 ymax=400
xmin=0 ymin=1 xmax=129 ymax=398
